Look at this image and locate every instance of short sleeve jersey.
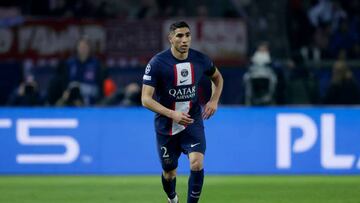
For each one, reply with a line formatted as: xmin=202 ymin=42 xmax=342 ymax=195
xmin=143 ymin=48 xmax=216 ymax=136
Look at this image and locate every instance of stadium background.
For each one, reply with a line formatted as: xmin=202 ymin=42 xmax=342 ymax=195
xmin=1 ymin=0 xmax=360 ymax=202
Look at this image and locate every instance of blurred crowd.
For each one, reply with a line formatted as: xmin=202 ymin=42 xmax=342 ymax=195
xmin=7 ymin=37 xmax=142 ymax=107
xmin=243 ymin=42 xmax=360 ymax=106
xmin=1 ymin=0 xmax=360 ymax=107
xmin=287 ymin=0 xmax=360 ymax=61
xmin=5 ymin=40 xmax=360 ymax=107
xmin=0 ymin=0 xmax=247 ymax=19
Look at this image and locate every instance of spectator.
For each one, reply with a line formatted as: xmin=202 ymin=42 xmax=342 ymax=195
xmin=7 ymin=78 xmax=43 ymax=106
xmin=225 ymin=0 xmax=249 ymax=19
xmin=323 ymin=60 xmax=360 ymax=105
xmin=99 ymin=81 xmax=141 ymax=107
xmin=72 ymin=0 xmax=96 ymax=18
xmin=121 ymin=83 xmax=141 ymax=106
xmin=195 ymin=5 xmax=209 ymax=20
xmin=329 ymin=18 xmax=360 ymax=59
xmin=308 ymin=0 xmax=347 ymax=30
xmin=46 ymin=0 xmax=69 ymax=17
xmin=94 ymin=1 xmax=116 ymax=18
xmin=156 ymin=0 xmax=173 ymax=17
xmin=243 ymin=43 xmax=278 ymax=105
xmin=135 ymin=0 xmax=158 ymax=19
xmin=62 ymin=36 xmax=104 ymax=106
xmin=286 ymin=0 xmax=313 ymax=51
xmin=56 ymin=81 xmax=84 ymax=106
xmin=312 ymin=21 xmax=332 ymax=59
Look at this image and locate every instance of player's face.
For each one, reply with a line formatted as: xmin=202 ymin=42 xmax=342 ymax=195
xmin=77 ymin=40 xmax=90 ymax=59
xmin=169 ymin=27 xmax=191 ymax=54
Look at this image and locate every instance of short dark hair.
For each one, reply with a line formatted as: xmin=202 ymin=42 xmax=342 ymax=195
xmin=169 ymin=21 xmax=190 ymax=32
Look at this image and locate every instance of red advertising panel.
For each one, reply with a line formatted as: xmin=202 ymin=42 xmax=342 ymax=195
xmin=0 ymin=19 xmax=247 ymax=66
xmin=105 ymin=20 xmax=162 ymax=63
xmin=0 ymin=19 xmax=105 ymax=59
xmin=163 ymin=19 xmax=247 ymax=66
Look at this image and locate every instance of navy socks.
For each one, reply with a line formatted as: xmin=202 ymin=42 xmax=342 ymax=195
xmin=162 ymin=169 xmax=204 ymax=202
xmin=162 ymin=174 xmax=177 ymax=199
xmin=187 ymin=169 xmax=204 ymax=203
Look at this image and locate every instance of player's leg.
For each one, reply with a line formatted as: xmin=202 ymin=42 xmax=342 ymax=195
xmin=157 ymin=133 xmax=182 ymax=202
xmin=180 ymin=126 xmax=206 ymax=203
xmin=187 ymin=152 xmax=204 ymax=203
xmin=162 ymin=169 xmax=179 ymax=203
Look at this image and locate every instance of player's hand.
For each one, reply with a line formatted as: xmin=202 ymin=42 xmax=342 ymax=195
xmin=171 ymin=111 xmax=194 ymax=125
xmin=202 ymin=100 xmax=218 ymax=120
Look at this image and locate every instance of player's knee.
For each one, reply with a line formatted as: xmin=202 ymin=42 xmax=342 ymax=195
xmin=190 ymin=159 xmax=203 ymax=171
xmin=163 ymin=169 xmax=177 ymax=180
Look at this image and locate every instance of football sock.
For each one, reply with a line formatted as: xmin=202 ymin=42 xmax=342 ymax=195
xmin=187 ymin=169 xmax=204 ymax=203
xmin=162 ymin=173 xmax=177 ymax=199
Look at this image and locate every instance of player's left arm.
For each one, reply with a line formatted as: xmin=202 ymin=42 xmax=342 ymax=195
xmin=202 ymin=67 xmax=223 ymax=119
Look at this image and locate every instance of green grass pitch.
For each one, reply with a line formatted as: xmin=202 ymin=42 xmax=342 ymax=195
xmin=0 ymin=175 xmax=359 ymax=203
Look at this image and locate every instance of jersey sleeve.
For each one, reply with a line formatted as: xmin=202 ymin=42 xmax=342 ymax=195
xmin=142 ymin=58 xmax=159 ymax=87
xmin=202 ymin=54 xmax=216 ymax=76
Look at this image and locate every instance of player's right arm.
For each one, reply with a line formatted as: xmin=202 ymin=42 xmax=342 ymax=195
xmin=141 ymin=84 xmax=194 ymax=125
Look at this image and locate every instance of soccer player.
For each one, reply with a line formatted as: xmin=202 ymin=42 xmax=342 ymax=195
xmin=141 ymin=21 xmax=223 ymax=203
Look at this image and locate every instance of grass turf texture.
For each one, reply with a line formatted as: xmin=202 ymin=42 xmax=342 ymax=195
xmin=0 ymin=176 xmax=359 ymax=203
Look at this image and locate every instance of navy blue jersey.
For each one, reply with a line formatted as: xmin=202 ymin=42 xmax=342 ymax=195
xmin=143 ymin=49 xmax=216 ymax=136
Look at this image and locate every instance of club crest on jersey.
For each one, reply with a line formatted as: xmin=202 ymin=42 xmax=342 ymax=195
xmin=145 ymin=64 xmax=151 ymax=74
xmin=181 ymin=69 xmax=189 ymax=77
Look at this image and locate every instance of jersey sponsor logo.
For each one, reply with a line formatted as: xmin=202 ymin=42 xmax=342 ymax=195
xmin=145 ymin=64 xmax=151 ymax=74
xmin=169 ymin=86 xmax=196 ymax=100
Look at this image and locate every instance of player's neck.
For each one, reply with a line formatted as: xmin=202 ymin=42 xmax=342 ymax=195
xmin=171 ymin=47 xmax=188 ymax=60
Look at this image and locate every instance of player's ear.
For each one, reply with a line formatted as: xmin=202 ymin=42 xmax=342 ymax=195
xmin=168 ymin=30 xmax=176 ymax=44
xmin=168 ymin=33 xmax=173 ymax=44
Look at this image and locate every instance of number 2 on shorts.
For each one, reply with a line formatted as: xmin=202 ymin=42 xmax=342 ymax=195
xmin=161 ymin=146 xmax=169 ymax=158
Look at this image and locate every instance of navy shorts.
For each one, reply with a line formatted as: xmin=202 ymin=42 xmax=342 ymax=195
xmin=156 ymin=124 xmax=206 ymax=171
